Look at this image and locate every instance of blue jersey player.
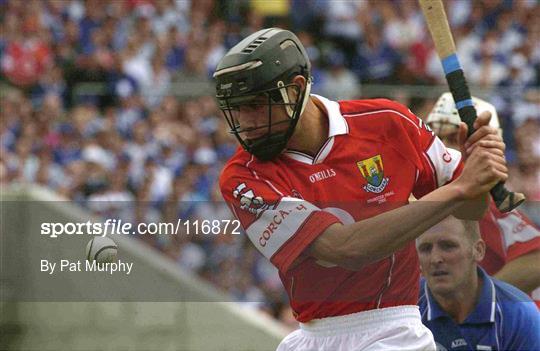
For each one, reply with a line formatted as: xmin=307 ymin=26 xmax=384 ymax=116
xmin=417 ymin=215 xmax=540 ymax=351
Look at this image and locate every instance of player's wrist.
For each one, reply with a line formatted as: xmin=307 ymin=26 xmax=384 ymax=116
xmin=418 ymin=182 xmax=467 ymax=204
xmin=443 ymin=182 xmax=469 ymax=201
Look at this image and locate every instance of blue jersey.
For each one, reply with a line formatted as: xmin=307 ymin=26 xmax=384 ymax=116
xmin=419 ymin=268 xmax=540 ymax=351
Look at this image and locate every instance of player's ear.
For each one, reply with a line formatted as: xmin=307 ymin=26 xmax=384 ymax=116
xmin=472 ymin=239 xmax=485 ymax=262
xmin=289 ymin=75 xmax=306 ymax=101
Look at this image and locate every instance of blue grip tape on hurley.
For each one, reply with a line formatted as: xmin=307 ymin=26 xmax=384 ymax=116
xmin=455 ymin=99 xmax=474 ymax=109
xmin=442 ymin=54 xmax=461 ymax=75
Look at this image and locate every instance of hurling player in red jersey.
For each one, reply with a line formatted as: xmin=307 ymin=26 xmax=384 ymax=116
xmin=426 ymin=93 xmax=540 ymax=306
xmin=214 ymin=28 xmax=508 ymax=350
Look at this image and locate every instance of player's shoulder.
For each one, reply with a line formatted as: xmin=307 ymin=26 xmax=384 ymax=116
xmin=339 ymin=98 xmax=423 ymax=129
xmin=492 ymin=277 xmax=539 ymax=323
xmin=219 ymin=148 xmax=282 ymax=190
xmin=338 ymin=98 xmax=428 ymax=138
xmin=492 ymin=279 xmax=540 ymax=350
xmin=494 ymin=277 xmax=535 ymax=304
xmin=220 ymin=148 xmax=253 ymax=183
xmin=339 ymin=98 xmax=415 ymax=118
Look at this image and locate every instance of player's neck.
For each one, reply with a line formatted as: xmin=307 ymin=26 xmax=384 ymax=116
xmin=287 ymin=96 xmax=328 ymax=158
xmin=434 ymin=269 xmax=482 ymax=324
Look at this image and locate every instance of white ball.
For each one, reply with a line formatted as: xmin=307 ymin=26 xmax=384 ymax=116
xmin=86 ymin=236 xmax=118 ymax=263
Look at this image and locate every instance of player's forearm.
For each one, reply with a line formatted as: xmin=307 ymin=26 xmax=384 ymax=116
xmin=453 ymin=193 xmax=488 ymax=220
xmin=312 ymin=184 xmax=466 ymax=270
xmin=494 ymin=250 xmax=540 ymax=294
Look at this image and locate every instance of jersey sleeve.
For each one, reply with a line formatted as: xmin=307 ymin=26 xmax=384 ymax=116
xmin=219 ymin=162 xmax=341 ymax=273
xmin=489 ymin=201 xmax=540 ymax=261
xmin=383 ymin=101 xmax=463 ymax=198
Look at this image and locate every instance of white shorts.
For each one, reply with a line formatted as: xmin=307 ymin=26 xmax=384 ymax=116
xmin=276 ymin=306 xmax=435 ymax=351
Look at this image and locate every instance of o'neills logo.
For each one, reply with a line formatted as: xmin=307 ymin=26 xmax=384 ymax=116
xmin=309 ymin=168 xmax=336 ymax=183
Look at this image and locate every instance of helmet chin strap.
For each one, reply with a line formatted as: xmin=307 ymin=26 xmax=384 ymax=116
xmin=277 ymin=79 xmax=312 ymax=118
xmin=299 ymin=79 xmax=312 ymax=116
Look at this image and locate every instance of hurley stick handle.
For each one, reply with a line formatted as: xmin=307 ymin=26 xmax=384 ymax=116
xmin=419 ymin=0 xmax=525 ymax=212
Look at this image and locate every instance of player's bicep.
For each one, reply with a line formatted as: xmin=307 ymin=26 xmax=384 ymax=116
xmin=245 ymin=197 xmax=342 ymax=272
xmin=245 ymin=198 xmax=320 ymax=257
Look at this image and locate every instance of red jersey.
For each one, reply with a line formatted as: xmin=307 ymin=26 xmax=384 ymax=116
xmin=480 ymin=201 xmax=540 ymax=274
xmin=219 ymin=95 xmax=463 ymax=322
xmin=479 ymin=200 xmax=540 ymax=306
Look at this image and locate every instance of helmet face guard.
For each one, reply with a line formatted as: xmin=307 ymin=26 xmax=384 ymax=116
xmin=218 ymin=78 xmax=309 ymax=161
xmin=213 ymin=28 xmax=312 ymax=161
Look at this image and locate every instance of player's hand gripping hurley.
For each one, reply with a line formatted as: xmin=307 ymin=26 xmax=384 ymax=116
xmin=419 ymin=0 xmax=525 ymax=212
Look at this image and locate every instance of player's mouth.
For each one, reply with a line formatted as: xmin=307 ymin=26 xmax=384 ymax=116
xmin=245 ymin=136 xmax=266 ymax=146
xmin=242 ymin=129 xmax=268 ymax=143
xmin=431 ymin=270 xmax=449 ymax=277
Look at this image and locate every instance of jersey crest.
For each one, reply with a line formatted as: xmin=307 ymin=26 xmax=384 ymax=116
xmin=233 ymin=182 xmax=272 ymax=215
xmin=357 ymin=155 xmax=390 ymax=194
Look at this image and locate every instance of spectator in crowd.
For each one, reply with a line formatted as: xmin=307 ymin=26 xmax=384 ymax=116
xmin=322 ymin=0 xmax=364 ymax=64
xmin=319 ymin=51 xmax=360 ymax=101
xmin=417 ymin=216 xmax=540 ymax=350
xmin=352 ymin=23 xmax=401 ymax=83
xmin=141 ymin=53 xmax=171 ymax=109
xmin=468 ymin=31 xmax=508 ymax=88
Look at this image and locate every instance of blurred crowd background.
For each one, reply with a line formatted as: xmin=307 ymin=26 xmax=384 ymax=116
xmin=1 ymin=0 xmax=539 ymax=329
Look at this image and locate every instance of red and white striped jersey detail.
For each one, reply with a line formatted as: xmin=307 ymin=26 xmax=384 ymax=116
xmin=425 ymin=139 xmax=462 ymax=187
xmin=245 ymin=198 xmax=320 ymax=260
xmin=479 ymin=200 xmax=540 ymax=305
xmin=480 ymin=200 xmax=540 ymax=274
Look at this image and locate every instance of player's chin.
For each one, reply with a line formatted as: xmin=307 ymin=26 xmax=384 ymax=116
xmin=429 ymin=283 xmax=455 ymax=296
xmin=427 ymin=273 xmax=454 ymax=291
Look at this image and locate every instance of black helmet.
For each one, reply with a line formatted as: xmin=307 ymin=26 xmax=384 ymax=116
xmin=213 ymin=28 xmax=311 ymax=161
